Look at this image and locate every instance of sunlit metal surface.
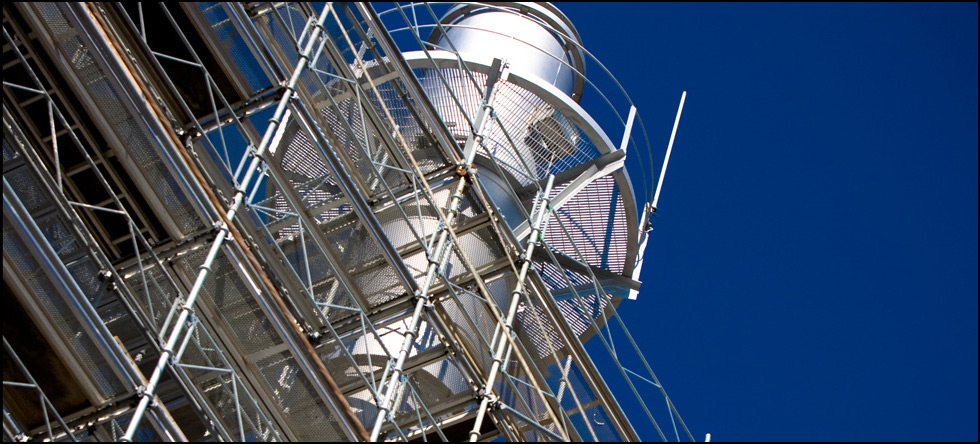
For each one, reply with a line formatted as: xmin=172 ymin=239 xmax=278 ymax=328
xmin=3 ymin=2 xmax=691 ymax=442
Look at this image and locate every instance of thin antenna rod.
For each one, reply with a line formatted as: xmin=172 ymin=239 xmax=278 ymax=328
xmin=652 ymin=91 xmax=686 ymax=211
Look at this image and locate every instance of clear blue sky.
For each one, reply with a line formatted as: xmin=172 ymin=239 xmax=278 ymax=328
xmin=556 ymin=3 xmax=978 ymax=441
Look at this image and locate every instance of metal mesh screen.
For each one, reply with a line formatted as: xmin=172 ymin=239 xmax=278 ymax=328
xmin=514 ymin=301 xmax=567 ymax=360
xmin=536 ymin=258 xmax=594 ymax=293
xmin=409 ymin=357 xmax=471 ymax=408
xmin=27 ymin=3 xmax=205 ymax=238
xmin=169 ymin=247 xmax=356 ymax=441
xmin=255 ymin=351 xmax=346 ymax=442
xmin=435 ymin=289 xmax=495 ymax=375
xmin=325 ymin=218 xmax=406 ymax=309
xmin=443 ymin=227 xmax=507 ymax=281
xmin=259 ymin=116 xmax=353 ymax=239
xmin=419 ymin=67 xmax=602 ymax=185
xmin=2 ymin=214 xmax=126 ymax=399
xmin=33 ymin=212 xmax=79 ymax=259
xmin=119 ymin=254 xmax=280 ymax=441
xmin=371 ymin=76 xmax=447 ymax=176
xmin=545 ymin=174 xmax=629 ymax=274
xmin=196 ymin=3 xmax=274 ymax=94
xmin=419 ymin=68 xmax=482 ymax=143
xmin=171 ymin=249 xmax=282 ymax=356
xmin=109 ymin=412 xmax=164 ymax=442
xmin=2 ymin=167 xmax=51 ymax=214
xmin=2 ymin=136 xmax=20 ymax=162
xmin=125 ymin=261 xmax=182 ymax=333
xmin=316 ymin=334 xmax=382 ymax=392
xmin=533 ymin=259 xmax=611 ymax=340
xmin=373 ymin=186 xmax=442 ymax=254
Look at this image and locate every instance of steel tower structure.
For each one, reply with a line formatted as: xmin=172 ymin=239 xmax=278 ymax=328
xmin=3 ymin=3 xmax=691 ymax=442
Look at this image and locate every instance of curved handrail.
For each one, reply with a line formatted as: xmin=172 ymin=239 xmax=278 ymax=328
xmin=374 ymin=2 xmax=661 ymax=208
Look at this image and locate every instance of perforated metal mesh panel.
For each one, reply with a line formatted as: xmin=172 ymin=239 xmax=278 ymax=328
xmin=3 ymin=208 xmax=126 ymax=400
xmin=124 ymin=261 xmax=181 ymax=333
xmin=109 ymin=412 xmax=164 ymax=442
xmin=255 ymin=351 xmax=346 ymax=442
xmin=534 ymin=259 xmax=611 ymax=340
xmin=419 ymin=68 xmax=603 ymax=184
xmin=4 ymin=168 xmax=50 ymax=214
xmin=196 ymin=3 xmax=274 ymax=94
xmin=545 ymin=175 xmax=629 ymax=274
xmin=514 ymin=299 xmax=567 ymax=360
xmin=2 ymin=137 xmax=19 ymax=162
xmin=118 ymin=249 xmax=281 ymax=441
xmin=25 ymin=3 xmax=205 ymax=239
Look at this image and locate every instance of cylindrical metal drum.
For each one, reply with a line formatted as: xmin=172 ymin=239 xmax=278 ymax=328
xmin=427 ymin=3 xmax=585 ymax=98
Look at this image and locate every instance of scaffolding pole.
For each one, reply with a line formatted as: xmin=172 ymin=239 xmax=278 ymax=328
xmin=369 ymin=58 xmax=510 ymax=442
xmin=120 ymin=7 xmax=335 ymax=441
xmin=468 ymin=174 xmax=555 ymax=442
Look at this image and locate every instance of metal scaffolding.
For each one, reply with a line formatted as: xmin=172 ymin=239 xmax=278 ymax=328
xmin=3 ymin=2 xmax=692 ymax=442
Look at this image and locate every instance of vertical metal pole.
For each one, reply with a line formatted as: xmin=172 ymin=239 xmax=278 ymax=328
xmin=370 ymin=59 xmax=510 ymax=442
xmin=121 ymin=7 xmax=333 ymax=441
xmin=629 ymin=202 xmax=653 ymax=300
xmin=652 ymin=91 xmax=687 ymax=211
xmin=468 ymin=175 xmax=555 ymax=442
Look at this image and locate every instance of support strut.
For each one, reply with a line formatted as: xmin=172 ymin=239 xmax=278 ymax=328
xmin=468 ymin=175 xmax=556 ymax=442
xmin=369 ymin=58 xmax=510 ymax=442
xmin=121 ymin=7 xmax=334 ymax=441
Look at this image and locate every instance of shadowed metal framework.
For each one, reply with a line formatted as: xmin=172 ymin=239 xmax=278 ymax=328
xmin=3 ymin=2 xmax=691 ymax=442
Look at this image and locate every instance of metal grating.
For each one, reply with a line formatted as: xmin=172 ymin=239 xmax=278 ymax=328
xmin=418 ymin=67 xmax=603 ymax=185
xmin=195 ymin=3 xmax=274 ymax=94
xmin=545 ymin=175 xmax=629 ymax=274
xmin=255 ymin=351 xmax=346 ymax=442
xmin=3 ymin=2 xmax=692 ymax=441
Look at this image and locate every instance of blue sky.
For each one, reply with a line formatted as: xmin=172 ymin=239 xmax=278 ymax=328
xmin=554 ymin=3 xmax=978 ymax=441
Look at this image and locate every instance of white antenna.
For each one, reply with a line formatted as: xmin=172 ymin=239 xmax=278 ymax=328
xmin=630 ymin=92 xmax=687 ymax=299
xmin=652 ymin=91 xmax=687 ymax=211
